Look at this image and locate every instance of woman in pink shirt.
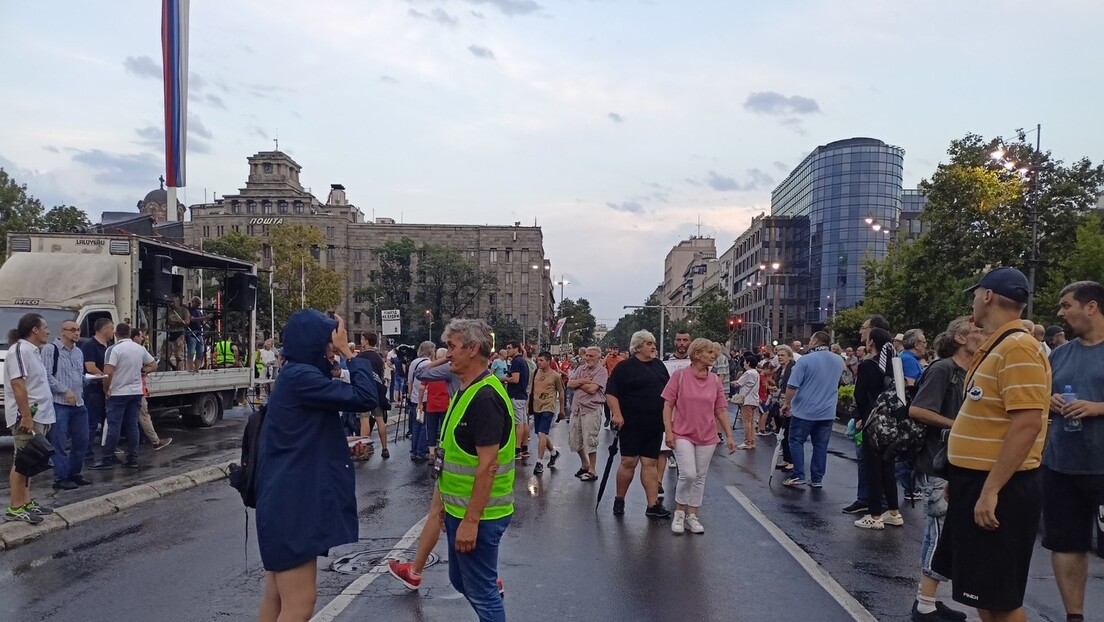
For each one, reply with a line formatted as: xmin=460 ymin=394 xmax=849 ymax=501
xmin=662 ymin=338 xmax=736 ymax=535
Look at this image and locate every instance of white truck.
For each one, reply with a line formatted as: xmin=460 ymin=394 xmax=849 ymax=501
xmin=0 ymin=232 xmax=258 ymax=428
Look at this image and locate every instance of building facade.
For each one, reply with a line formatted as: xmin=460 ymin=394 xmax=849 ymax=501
xmin=662 ymin=237 xmax=716 ymax=321
xmin=183 ymin=150 xmax=553 ymax=342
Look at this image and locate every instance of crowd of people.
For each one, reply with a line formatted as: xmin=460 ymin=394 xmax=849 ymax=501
xmin=6 ymin=267 xmax=1102 ymax=622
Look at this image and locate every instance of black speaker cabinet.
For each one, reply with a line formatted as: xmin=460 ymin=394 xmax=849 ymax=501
xmin=226 ymin=272 xmax=258 ymax=312
xmin=171 ymin=274 xmax=184 ymax=298
xmin=140 ymin=254 xmax=174 ymax=303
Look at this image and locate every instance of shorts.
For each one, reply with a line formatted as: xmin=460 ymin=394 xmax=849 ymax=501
xmin=618 ymin=421 xmax=664 ymax=460
xmin=10 ymin=422 xmax=51 ymax=457
xmin=359 ymin=406 xmax=388 ymax=421
xmin=932 ymin=466 xmax=1041 ymax=612
xmin=534 ymin=411 xmax=554 ymax=435
xmin=511 ymin=399 xmax=529 ymax=425
xmin=569 ymin=408 xmax=600 ymax=454
xmin=1041 ymin=466 xmax=1104 ymax=553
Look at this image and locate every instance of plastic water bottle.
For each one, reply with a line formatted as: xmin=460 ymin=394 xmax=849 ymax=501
xmin=1063 ymin=385 xmax=1082 ymax=432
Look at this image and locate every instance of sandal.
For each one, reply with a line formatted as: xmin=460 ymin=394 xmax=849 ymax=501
xmin=574 ymin=467 xmax=588 ymax=478
xmin=579 ymin=472 xmax=597 ymax=481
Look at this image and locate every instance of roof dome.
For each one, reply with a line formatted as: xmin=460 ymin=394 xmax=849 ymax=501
xmin=137 ymin=181 xmax=186 ymax=223
xmin=143 ymin=188 xmax=170 ymax=204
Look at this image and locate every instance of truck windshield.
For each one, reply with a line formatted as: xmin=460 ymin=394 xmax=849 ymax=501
xmin=0 ymin=307 xmax=78 ymax=349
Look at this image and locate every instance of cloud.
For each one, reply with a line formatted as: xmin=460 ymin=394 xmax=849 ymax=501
xmin=380 ymin=75 xmax=400 ymax=84
xmin=471 ymin=10 xmax=485 ymax=19
xmin=205 ymin=93 xmax=226 ymax=109
xmin=71 ymin=150 xmax=162 ymax=186
xmin=703 ymin=169 xmax=774 ymax=192
xmin=188 ymin=114 xmax=213 ymax=139
xmin=743 ymin=91 xmax=821 ymax=116
xmin=43 ymin=146 xmax=60 ymax=154
xmin=123 ymin=55 xmax=160 ymax=79
xmin=461 ymin=0 xmax=542 ymax=17
xmin=408 ymin=7 xmax=459 ymax=28
xmin=773 ymin=160 xmax=789 ymax=172
xmin=468 ymin=45 xmax=496 ymax=59
xmin=606 ymin=200 xmax=644 ymax=214
xmin=608 ymin=112 xmax=624 ymax=123
xmin=250 ymin=126 xmax=268 ymax=139
xmin=779 ymin=117 xmax=807 ymax=135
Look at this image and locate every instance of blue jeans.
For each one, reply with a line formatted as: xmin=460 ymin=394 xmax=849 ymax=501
xmin=855 ymin=439 xmax=869 ymax=505
xmin=424 ymin=412 xmax=444 ymax=449
xmin=51 ymin=403 xmax=89 ymax=482
xmin=787 ymin=417 xmax=833 ymax=484
xmin=410 ymin=415 xmax=428 ymax=457
xmin=84 ymin=387 xmax=106 ymax=460
xmin=918 ymin=474 xmax=949 ymax=580
xmin=102 ymin=395 xmax=141 ymax=463
xmin=444 ymin=513 xmax=511 ymax=622
xmin=896 ymin=460 xmax=915 ymax=495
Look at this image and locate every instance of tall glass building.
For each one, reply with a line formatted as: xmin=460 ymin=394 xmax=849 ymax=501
xmin=770 ymin=137 xmax=905 ymax=331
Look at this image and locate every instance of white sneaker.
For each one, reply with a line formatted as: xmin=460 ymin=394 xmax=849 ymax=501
xmin=736 ymin=442 xmax=755 ymax=450
xmin=881 ymin=511 xmax=904 ymax=527
xmin=685 ymin=514 xmax=705 ymax=534
xmin=854 ymin=515 xmax=885 ymax=530
xmin=668 ymin=455 xmax=677 ymax=469
xmin=671 ymin=510 xmax=685 ymax=534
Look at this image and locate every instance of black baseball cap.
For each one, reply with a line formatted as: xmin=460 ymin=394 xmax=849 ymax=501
xmin=964 ymin=267 xmax=1030 ymax=303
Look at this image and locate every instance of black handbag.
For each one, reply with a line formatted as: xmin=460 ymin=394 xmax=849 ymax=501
xmin=14 ymin=431 xmax=55 ymax=477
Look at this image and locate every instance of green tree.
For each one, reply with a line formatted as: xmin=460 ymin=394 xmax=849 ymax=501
xmin=1036 ymin=214 xmax=1104 ymax=317
xmin=270 ymin=224 xmax=343 ymax=313
xmin=689 ymin=288 xmax=732 ymax=344
xmin=487 ymin=308 xmax=523 ymax=349
xmin=39 ymin=205 xmax=91 ymax=233
xmin=415 ymin=243 xmax=498 ymax=333
xmin=0 ymin=168 xmax=45 ymax=261
xmin=202 ymin=231 xmax=282 ymax=338
xmin=557 ymin=297 xmax=597 ymax=351
xmin=601 ymin=294 xmax=660 ymax=350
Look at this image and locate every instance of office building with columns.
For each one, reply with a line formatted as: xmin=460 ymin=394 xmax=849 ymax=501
xmin=181 ymin=150 xmax=553 ymax=341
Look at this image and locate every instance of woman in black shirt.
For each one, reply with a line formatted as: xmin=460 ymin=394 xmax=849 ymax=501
xmin=853 ymin=327 xmax=903 ymax=530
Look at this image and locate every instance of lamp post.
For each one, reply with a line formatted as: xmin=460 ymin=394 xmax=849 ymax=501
xmin=759 ymin=261 xmax=782 ymax=348
xmin=424 ymin=309 xmax=433 ymax=343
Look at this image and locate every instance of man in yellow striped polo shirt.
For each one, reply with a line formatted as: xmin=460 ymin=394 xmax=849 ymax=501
xmin=932 ymin=267 xmax=1050 ymax=622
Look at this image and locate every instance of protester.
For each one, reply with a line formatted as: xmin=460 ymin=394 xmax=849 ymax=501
xmin=781 ymin=331 xmax=844 ymax=488
xmin=433 ymin=319 xmax=514 ymax=622
xmin=852 ymin=327 xmax=903 ymax=529
xmin=131 ymin=329 xmax=172 ymax=451
xmin=81 ymin=317 xmax=113 ymax=463
xmin=163 ymin=295 xmax=189 ymax=371
xmin=4 ymin=313 xmax=56 ymax=524
xmin=186 ymin=296 xmax=207 ymax=371
xmin=529 ymin=351 xmax=564 ymax=475
xmin=566 ymin=346 xmax=607 ymax=481
xmin=43 ymin=319 xmax=91 ymax=491
xmin=490 ymin=349 xmax=508 ymax=380
xmin=898 ymin=328 xmax=928 ymax=501
xmin=907 ymin=316 xmax=982 ymax=622
xmin=932 ymin=267 xmax=1050 ymax=621
xmin=607 ymin=330 xmax=671 ymax=518
xmin=502 ymin=340 xmax=531 ymax=461
xmin=1044 ymin=325 xmax=1066 ymax=352
xmin=406 ymin=341 xmax=435 ymax=460
xmin=1043 ymin=281 xmax=1104 ymax=622
xmin=843 ymin=315 xmax=892 ymax=514
xmin=734 ymin=354 xmax=761 ymax=448
xmin=256 ymin=311 xmax=377 ymax=622
xmin=91 ymin=323 xmax=157 ymax=470
xmin=417 ymin=348 xmax=451 ymax=461
xmin=662 ymin=338 xmax=735 ymax=534
xmin=356 ymin=332 xmax=390 ymax=458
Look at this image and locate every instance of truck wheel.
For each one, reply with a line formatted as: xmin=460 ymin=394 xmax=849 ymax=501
xmin=185 ymin=393 xmax=220 ymax=428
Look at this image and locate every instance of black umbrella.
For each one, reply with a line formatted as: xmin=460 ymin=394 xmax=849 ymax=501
xmin=595 ymin=431 xmax=620 ymax=512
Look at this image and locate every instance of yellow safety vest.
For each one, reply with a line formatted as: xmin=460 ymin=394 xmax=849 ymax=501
xmin=216 ymin=340 xmax=236 ymax=365
xmin=438 ymin=374 xmax=516 ymax=521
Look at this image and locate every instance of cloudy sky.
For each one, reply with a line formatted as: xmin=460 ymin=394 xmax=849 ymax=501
xmin=2 ymin=0 xmax=1102 ymax=324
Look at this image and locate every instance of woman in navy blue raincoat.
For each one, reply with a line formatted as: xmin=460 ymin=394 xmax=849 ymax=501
xmin=256 ymin=311 xmax=377 ymax=622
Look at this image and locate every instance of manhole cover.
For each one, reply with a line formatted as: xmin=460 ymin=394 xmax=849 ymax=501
xmin=331 ymin=549 xmax=441 ymax=575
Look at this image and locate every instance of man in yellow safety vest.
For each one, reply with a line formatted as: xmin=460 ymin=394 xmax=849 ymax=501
xmin=436 ymin=318 xmax=514 ymax=621
xmin=215 ymin=338 xmax=239 ymax=367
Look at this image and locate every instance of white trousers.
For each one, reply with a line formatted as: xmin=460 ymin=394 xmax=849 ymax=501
xmin=672 ymin=438 xmax=717 ymax=508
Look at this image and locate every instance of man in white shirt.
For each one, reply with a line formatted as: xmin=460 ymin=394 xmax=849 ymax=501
xmin=91 ymin=323 xmax=156 ymax=470
xmin=4 ymin=313 xmax=57 ymax=524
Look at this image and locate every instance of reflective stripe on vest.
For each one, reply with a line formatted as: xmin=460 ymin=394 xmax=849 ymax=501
xmin=438 ymin=374 xmax=516 ymax=521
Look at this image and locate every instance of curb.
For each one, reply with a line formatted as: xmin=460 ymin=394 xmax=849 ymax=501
xmin=0 ymin=459 xmax=235 ymax=551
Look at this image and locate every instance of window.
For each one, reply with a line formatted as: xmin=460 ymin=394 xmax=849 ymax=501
xmin=247 ymin=200 xmax=256 ymax=214
xmin=488 ymin=293 xmax=497 ymax=305
xmin=202 ymin=226 xmax=210 ymax=237
xmin=489 ymin=248 xmax=497 ymax=262
xmin=247 ymin=225 xmax=254 ymax=236
xmin=354 ymin=249 xmax=364 ymax=262
xmin=521 ymin=272 xmax=529 ymax=285
xmin=231 ymin=201 xmax=240 ymax=214
xmin=278 ymin=200 xmax=288 ymax=214
xmin=521 ymin=249 xmax=529 ymax=263
xmin=294 ymin=201 xmax=304 ymax=214
xmin=216 ymin=225 xmax=225 ymax=236
xmin=521 ymin=293 xmax=528 ymax=307
xmin=262 ymin=200 xmax=272 ymax=214
xmin=505 ymin=272 xmax=513 ymax=285
xmin=326 ymin=226 xmax=335 ymax=238
xmin=263 ymin=163 xmax=273 ymax=174
xmin=354 ymin=312 xmax=362 ymax=325
xmin=506 ymin=293 xmax=513 ymax=307
xmin=327 ymin=247 xmax=337 ymax=261
xmin=354 ymin=270 xmax=362 ymax=283
xmin=504 ymin=248 xmax=512 ymax=262
xmin=263 ymin=244 xmax=271 ymax=259
xmin=232 ymin=225 xmax=240 ymax=232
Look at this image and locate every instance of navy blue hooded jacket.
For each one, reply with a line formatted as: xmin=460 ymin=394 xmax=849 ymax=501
xmin=255 ymin=310 xmax=378 ymax=572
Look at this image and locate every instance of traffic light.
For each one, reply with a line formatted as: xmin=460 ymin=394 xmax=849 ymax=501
xmin=736 ymin=317 xmax=744 ymax=328
xmin=727 ymin=317 xmax=736 ymax=329
xmin=727 ymin=316 xmax=744 ymax=330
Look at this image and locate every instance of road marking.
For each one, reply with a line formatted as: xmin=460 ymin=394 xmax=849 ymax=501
xmin=725 ymin=485 xmax=877 ymax=622
xmin=310 ymin=515 xmax=428 ymax=622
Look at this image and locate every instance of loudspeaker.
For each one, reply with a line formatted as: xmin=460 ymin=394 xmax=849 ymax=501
xmin=140 ymin=254 xmax=174 ymax=303
xmin=171 ymin=274 xmax=184 ymax=298
xmin=226 ymin=272 xmax=258 ymax=312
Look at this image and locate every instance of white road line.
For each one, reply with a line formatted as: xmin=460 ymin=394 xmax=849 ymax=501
xmin=725 ymin=485 xmax=878 ymax=622
xmin=310 ymin=515 xmax=428 ymax=622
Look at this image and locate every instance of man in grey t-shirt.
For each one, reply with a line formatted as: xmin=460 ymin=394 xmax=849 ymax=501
xmin=91 ymin=323 xmax=156 ymax=470
xmin=1043 ymin=281 xmax=1104 ymax=622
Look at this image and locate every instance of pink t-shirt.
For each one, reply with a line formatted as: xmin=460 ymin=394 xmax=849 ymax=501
xmin=661 ymin=367 xmax=727 ymax=446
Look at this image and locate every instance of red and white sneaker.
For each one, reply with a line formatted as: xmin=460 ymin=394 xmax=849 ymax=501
xmin=497 ymin=577 xmax=505 ymax=598
xmin=387 ymin=560 xmax=422 ymax=590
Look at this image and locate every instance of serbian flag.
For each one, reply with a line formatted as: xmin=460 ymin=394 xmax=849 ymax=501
xmin=553 ymin=317 xmax=568 ymax=338
xmin=162 ymin=0 xmax=189 ymax=187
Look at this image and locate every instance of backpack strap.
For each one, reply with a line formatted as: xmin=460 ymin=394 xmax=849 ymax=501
xmin=52 ymin=343 xmax=60 ymax=377
xmin=964 ymin=328 xmax=1027 ymax=391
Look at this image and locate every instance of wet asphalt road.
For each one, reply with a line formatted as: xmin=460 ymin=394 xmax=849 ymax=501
xmin=2 ymin=407 xmax=1101 ymax=622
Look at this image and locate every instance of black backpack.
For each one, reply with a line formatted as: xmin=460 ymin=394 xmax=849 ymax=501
xmin=228 ymin=404 xmax=266 ymax=508
xmin=866 ymin=372 xmax=926 ymax=462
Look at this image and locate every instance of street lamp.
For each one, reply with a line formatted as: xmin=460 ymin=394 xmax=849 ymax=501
xmin=990 ymin=125 xmax=1042 ymax=316
xmin=424 ymin=309 xmax=433 ymax=343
